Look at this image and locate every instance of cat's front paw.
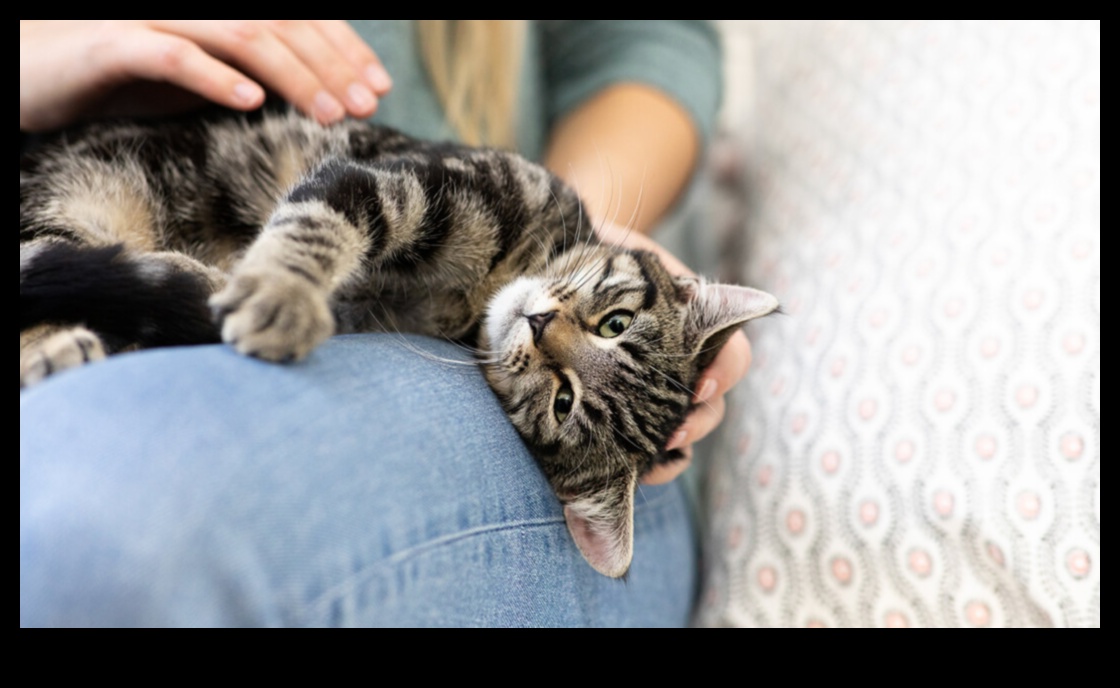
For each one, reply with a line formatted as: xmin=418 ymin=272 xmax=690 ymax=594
xmin=20 ymin=326 xmax=106 ymax=388
xmin=211 ymin=271 xmax=334 ymax=363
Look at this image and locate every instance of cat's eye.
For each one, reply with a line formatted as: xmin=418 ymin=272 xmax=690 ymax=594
xmin=597 ymin=311 xmax=634 ymax=339
xmin=554 ymin=385 xmax=575 ymax=423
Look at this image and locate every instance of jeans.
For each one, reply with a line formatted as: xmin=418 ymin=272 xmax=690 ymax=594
xmin=20 ymin=335 xmax=696 ymax=627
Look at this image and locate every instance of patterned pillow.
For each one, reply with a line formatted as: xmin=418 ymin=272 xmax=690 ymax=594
xmin=698 ymin=20 xmax=1099 ymax=628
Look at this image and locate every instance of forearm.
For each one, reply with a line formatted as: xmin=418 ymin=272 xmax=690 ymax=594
xmin=544 ymin=83 xmax=699 ymax=235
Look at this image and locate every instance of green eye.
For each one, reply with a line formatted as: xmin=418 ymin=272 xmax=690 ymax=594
xmin=597 ymin=312 xmax=634 ymax=339
xmin=554 ymin=385 xmax=574 ymax=423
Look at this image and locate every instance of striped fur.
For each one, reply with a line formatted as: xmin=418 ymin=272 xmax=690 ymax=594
xmin=19 ymin=108 xmax=778 ymax=577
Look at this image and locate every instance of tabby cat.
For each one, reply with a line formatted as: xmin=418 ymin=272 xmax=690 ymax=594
xmin=19 ymin=107 xmax=778 ymax=578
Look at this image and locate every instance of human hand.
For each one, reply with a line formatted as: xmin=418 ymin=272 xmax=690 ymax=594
xmin=594 ymin=221 xmax=752 ymax=486
xmin=20 ymin=20 xmax=392 ymax=133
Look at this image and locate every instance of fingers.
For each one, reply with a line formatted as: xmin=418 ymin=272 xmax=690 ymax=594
xmin=146 ymin=20 xmax=388 ymax=124
xmin=642 ymin=447 xmax=693 ymax=486
xmin=642 ymin=392 xmax=729 ymax=486
xmin=20 ymin=20 xmax=391 ymax=132
xmin=645 ymin=378 xmax=732 ymax=486
xmin=20 ymin=20 xmax=262 ymax=131
xmin=594 ymin=219 xmax=751 ymax=484
xmin=311 ymin=20 xmax=392 ymax=93
xmin=253 ymin=21 xmax=380 ymax=120
xmin=594 ymin=221 xmax=694 ymax=277
xmin=695 ymin=330 xmax=752 ymax=405
xmin=108 ymin=30 xmax=266 ymax=112
xmin=667 ymin=395 xmax=727 ymax=453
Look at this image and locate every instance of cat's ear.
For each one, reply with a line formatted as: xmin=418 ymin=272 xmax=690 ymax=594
xmin=563 ymin=469 xmax=638 ymax=579
xmin=678 ymin=278 xmax=780 ymax=371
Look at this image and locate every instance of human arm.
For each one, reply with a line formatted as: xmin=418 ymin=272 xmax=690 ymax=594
xmin=545 ymin=83 xmax=699 ymax=235
xmin=19 ymin=20 xmax=392 ymax=132
xmin=541 ymin=22 xmax=750 ymax=486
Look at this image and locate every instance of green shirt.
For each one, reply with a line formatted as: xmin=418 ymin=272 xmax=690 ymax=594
xmin=348 ymin=20 xmax=723 ymax=160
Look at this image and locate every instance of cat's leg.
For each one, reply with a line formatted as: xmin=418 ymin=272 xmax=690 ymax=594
xmin=21 ymin=239 xmax=223 ymax=388
xmin=19 ymin=256 xmax=220 ymax=391
xmin=210 ymin=157 xmax=458 ymax=361
xmin=21 ymin=240 xmax=107 ymax=388
xmin=213 ymin=151 xmax=583 ymax=360
xmin=21 ymin=144 xmax=230 ymax=388
xmin=20 ymin=324 xmax=106 ymax=389
xmin=211 ymin=183 xmax=374 ymax=361
xmin=210 ymin=200 xmax=366 ymax=361
xmin=21 ymin=153 xmax=164 ymax=253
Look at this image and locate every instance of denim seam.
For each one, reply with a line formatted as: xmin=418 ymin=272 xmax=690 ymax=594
xmin=298 ymin=491 xmax=677 ymax=623
xmin=298 ymin=516 xmax=562 ymax=623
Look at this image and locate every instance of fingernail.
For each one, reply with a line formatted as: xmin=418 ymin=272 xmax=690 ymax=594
xmin=365 ymin=65 xmax=393 ymax=93
xmin=346 ymin=82 xmax=377 ymax=114
xmin=233 ymin=82 xmax=264 ymax=107
xmin=696 ymin=378 xmax=718 ymax=404
xmin=667 ymin=429 xmax=689 ymax=451
xmin=313 ymin=91 xmax=345 ymax=124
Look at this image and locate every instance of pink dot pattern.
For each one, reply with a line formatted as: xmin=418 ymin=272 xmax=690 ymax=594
xmin=1067 ymin=550 xmax=1091 ymax=579
xmin=859 ymin=501 xmax=880 ymax=527
xmin=988 ymin=543 xmax=1007 ymax=568
xmin=885 ymin=612 xmax=910 ymax=630
xmin=909 ymin=550 xmax=933 ymax=578
xmin=967 ymin=602 xmax=992 ymax=628
xmin=1061 ymin=435 xmax=1083 ymax=461
xmin=1017 ymin=386 xmax=1039 ymax=410
xmin=934 ymin=491 xmax=956 ymax=519
xmin=1017 ymin=492 xmax=1042 ymax=521
xmin=698 ymin=20 xmax=1099 ymax=629
xmin=831 ymin=558 xmax=853 ymax=586
xmin=975 ymin=436 xmax=998 ymax=461
xmin=859 ymin=400 xmax=877 ymax=421
xmin=758 ymin=567 xmax=778 ymax=593
xmin=787 ymin=510 xmax=806 ymax=536
xmin=821 ymin=451 xmax=841 ymax=475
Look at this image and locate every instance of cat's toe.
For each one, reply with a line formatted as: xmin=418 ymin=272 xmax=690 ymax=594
xmin=20 ymin=327 xmax=106 ymax=388
xmin=216 ymin=272 xmax=334 ymax=362
xmin=209 ymin=275 xmax=258 ymax=321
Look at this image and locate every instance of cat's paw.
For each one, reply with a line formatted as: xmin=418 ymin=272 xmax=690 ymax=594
xmin=211 ymin=271 xmax=334 ymax=362
xmin=20 ymin=327 xmax=106 ymax=388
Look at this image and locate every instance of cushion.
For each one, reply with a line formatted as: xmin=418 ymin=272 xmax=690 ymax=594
xmin=698 ymin=20 xmax=1100 ymax=628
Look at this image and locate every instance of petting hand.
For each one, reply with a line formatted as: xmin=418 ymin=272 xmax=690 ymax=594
xmin=20 ymin=20 xmax=392 ymax=132
xmin=594 ymin=221 xmax=753 ymax=486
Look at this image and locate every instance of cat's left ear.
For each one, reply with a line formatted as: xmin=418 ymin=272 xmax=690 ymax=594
xmin=678 ymin=278 xmax=780 ymax=371
xmin=563 ymin=469 xmax=638 ymax=579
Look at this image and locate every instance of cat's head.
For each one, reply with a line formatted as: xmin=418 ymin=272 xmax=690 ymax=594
xmin=479 ymin=245 xmax=778 ymax=578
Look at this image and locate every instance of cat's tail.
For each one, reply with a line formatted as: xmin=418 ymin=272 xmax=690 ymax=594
xmin=20 ymin=243 xmax=220 ymax=349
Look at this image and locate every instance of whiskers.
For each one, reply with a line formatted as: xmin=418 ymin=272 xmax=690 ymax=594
xmin=557 ymin=159 xmax=649 ymax=295
xmin=362 ymin=304 xmax=503 ymax=369
xmin=643 ymin=357 xmax=718 ymax=414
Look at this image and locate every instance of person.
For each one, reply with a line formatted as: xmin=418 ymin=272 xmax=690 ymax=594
xmin=20 ymin=20 xmax=747 ymax=627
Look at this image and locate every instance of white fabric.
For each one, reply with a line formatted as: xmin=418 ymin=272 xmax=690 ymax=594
xmin=699 ymin=20 xmax=1100 ymax=628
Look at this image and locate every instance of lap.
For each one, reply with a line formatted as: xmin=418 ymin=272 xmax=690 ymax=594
xmin=20 ymin=335 xmax=696 ymax=627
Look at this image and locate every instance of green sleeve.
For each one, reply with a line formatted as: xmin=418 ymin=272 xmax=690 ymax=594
xmin=540 ymin=21 xmax=723 ymax=145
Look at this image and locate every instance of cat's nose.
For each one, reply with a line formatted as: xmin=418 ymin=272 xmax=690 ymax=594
xmin=527 ymin=311 xmax=557 ymax=344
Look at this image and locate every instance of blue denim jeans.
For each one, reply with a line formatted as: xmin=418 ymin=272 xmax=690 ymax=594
xmin=20 ymin=336 xmax=696 ymax=627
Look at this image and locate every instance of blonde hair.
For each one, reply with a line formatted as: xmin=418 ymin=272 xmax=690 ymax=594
xmin=417 ymin=20 xmax=527 ymax=150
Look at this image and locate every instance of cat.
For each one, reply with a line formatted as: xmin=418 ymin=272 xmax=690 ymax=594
xmin=19 ymin=107 xmax=779 ymax=578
